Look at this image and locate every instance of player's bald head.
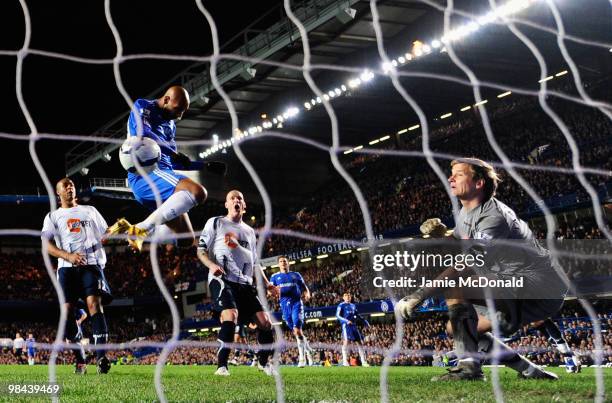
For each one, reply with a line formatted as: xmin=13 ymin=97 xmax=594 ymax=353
xmin=159 ymin=85 xmax=190 ymax=120
xmin=56 ymin=177 xmax=74 ymax=193
xmin=225 ymin=189 xmax=246 ymax=218
xmin=226 ymin=189 xmax=244 ymax=202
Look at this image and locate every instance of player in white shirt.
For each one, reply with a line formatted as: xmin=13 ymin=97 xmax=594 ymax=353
xmin=197 ymin=190 xmax=278 ymax=376
xmin=41 ymin=178 xmax=112 ymax=375
xmin=13 ymin=333 xmax=25 ymax=364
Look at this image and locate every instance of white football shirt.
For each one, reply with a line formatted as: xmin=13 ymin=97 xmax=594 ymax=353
xmin=198 ymin=216 xmax=259 ymax=285
xmin=41 ymin=205 xmax=108 ymax=268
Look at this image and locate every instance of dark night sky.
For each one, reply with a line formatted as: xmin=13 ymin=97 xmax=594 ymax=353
xmin=1 ymin=0 xmax=279 ymax=194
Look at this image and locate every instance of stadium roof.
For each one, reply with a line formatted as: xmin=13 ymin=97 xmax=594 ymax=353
xmin=62 ymin=0 xmax=611 ymax=204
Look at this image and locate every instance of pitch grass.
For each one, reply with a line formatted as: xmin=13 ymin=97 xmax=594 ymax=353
xmin=0 ymin=365 xmax=607 ymax=402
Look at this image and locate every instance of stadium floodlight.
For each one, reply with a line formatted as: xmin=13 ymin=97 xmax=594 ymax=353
xmin=323 ymin=94 xmax=330 ymax=101
xmin=391 ymin=59 xmax=398 ymax=67
xmin=316 ymin=96 xmax=322 ymax=103
xmin=404 ymin=53 xmax=413 ymax=61
xmin=340 ymin=85 xmax=347 ymax=91
xmin=272 ymin=118 xmax=278 ymax=124
xmin=300 ymin=257 xmax=312 ymax=262
xmin=339 ymin=249 xmax=352 ymax=255
xmin=555 ymin=70 xmax=568 ymax=77
xmin=414 ymin=48 xmax=423 ymax=57
xmin=440 ymin=112 xmax=452 ymax=119
xmin=348 ymin=78 xmax=361 ymax=88
xmin=277 ymin=115 xmax=284 ymax=122
xmin=286 ymin=107 xmax=299 ymax=118
xmin=343 ymin=149 xmax=353 ymax=155
xmin=326 ymin=317 xmax=337 ymax=321
xmin=212 ymin=134 xmax=219 ymax=143
xmin=379 ymin=135 xmax=390 ymax=141
xmin=431 ymin=39 xmax=441 ymax=48
xmin=497 ymin=91 xmax=512 ymax=98
xmin=408 ymin=124 xmax=420 ymax=131
xmin=328 ymin=90 xmax=336 ymax=98
xmin=369 ymin=139 xmax=380 ymax=145
xmin=360 ymin=69 xmax=374 ymax=82
xmin=256 ymin=126 xmax=262 ymax=133
xmin=248 ymin=127 xmax=257 ymax=135
xmin=102 ymin=153 xmax=112 ymax=162
xmin=334 ymin=88 xmax=341 ymax=96
xmin=474 ymin=100 xmax=488 ymax=107
xmin=199 ymin=152 xmax=204 ymax=158
xmin=353 ymin=145 xmax=363 ymax=151
xmin=370 ymin=313 xmax=385 ymax=317
xmin=398 ymin=56 xmax=406 ymax=64
xmin=422 ymin=44 xmax=431 ymax=54
xmin=381 ymin=62 xmax=393 ymax=73
xmin=316 ymin=254 xmax=329 ymax=259
xmin=356 ymin=246 xmax=369 ymax=251
xmin=460 ymin=105 xmax=471 ymax=111
xmin=397 ymin=128 xmax=408 ymax=134
xmin=311 ymin=98 xmax=316 ymax=104
xmin=80 ymin=167 xmax=89 ymax=176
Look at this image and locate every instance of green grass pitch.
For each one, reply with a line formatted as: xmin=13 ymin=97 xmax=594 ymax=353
xmin=0 ymin=365 xmax=607 ymax=402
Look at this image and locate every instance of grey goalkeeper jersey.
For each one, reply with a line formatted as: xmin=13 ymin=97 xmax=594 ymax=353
xmin=453 ymin=197 xmax=563 ymax=283
xmin=198 ymin=216 xmax=259 ymax=285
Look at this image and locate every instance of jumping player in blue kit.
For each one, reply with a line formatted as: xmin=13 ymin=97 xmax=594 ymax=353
xmin=336 ymin=292 xmax=370 ymax=367
xmin=270 ymin=256 xmax=314 ymax=367
xmin=108 ymin=86 xmax=208 ymax=251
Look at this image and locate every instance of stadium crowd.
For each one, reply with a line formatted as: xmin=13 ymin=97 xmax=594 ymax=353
xmin=264 ymin=92 xmax=611 ymax=257
xmin=2 ymin=307 xmax=611 ymax=368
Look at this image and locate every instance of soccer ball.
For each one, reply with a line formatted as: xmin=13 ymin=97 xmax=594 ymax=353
xmin=119 ymin=136 xmax=161 ymax=172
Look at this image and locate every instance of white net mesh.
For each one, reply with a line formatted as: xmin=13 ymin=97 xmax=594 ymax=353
xmin=2 ymin=0 xmax=611 ymax=401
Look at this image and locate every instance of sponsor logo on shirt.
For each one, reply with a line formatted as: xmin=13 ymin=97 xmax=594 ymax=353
xmin=224 ymin=232 xmax=250 ymax=249
xmin=66 ymin=219 xmax=91 ymax=233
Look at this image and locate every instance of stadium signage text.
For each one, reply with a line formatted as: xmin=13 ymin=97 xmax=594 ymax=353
xmin=282 ymin=234 xmax=384 ymax=262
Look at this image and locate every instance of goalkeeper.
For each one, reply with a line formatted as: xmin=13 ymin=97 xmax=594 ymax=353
xmin=397 ymin=158 xmax=567 ymax=381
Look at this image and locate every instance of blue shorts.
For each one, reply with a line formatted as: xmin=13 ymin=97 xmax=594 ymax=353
xmin=27 ymin=348 xmax=35 ymax=357
xmin=281 ymin=300 xmax=304 ymax=331
xmin=128 ymin=168 xmax=187 ymax=211
xmin=342 ymin=324 xmax=363 ymax=342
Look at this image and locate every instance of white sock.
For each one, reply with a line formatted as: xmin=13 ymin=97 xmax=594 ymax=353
xmin=296 ymin=338 xmax=305 ymax=362
xmin=342 ymin=345 xmax=348 ymax=365
xmin=148 ymin=224 xmax=177 ymax=245
xmin=137 ymin=191 xmax=197 ymax=232
xmin=302 ymin=336 xmax=312 ymax=352
xmin=358 ymin=346 xmax=367 ymax=364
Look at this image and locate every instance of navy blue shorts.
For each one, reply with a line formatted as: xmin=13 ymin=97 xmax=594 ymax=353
xmin=281 ymin=300 xmax=304 ymax=331
xmin=208 ymin=278 xmax=264 ymax=324
xmin=342 ymin=324 xmax=363 ymax=342
xmin=56 ymin=265 xmax=113 ymax=305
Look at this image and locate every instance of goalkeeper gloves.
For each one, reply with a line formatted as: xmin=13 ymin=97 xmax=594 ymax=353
xmin=420 ymin=218 xmax=448 ymax=238
xmin=395 ymin=289 xmax=425 ymax=320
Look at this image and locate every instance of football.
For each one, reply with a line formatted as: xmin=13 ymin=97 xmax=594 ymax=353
xmin=118 ymin=136 xmax=161 ymax=172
